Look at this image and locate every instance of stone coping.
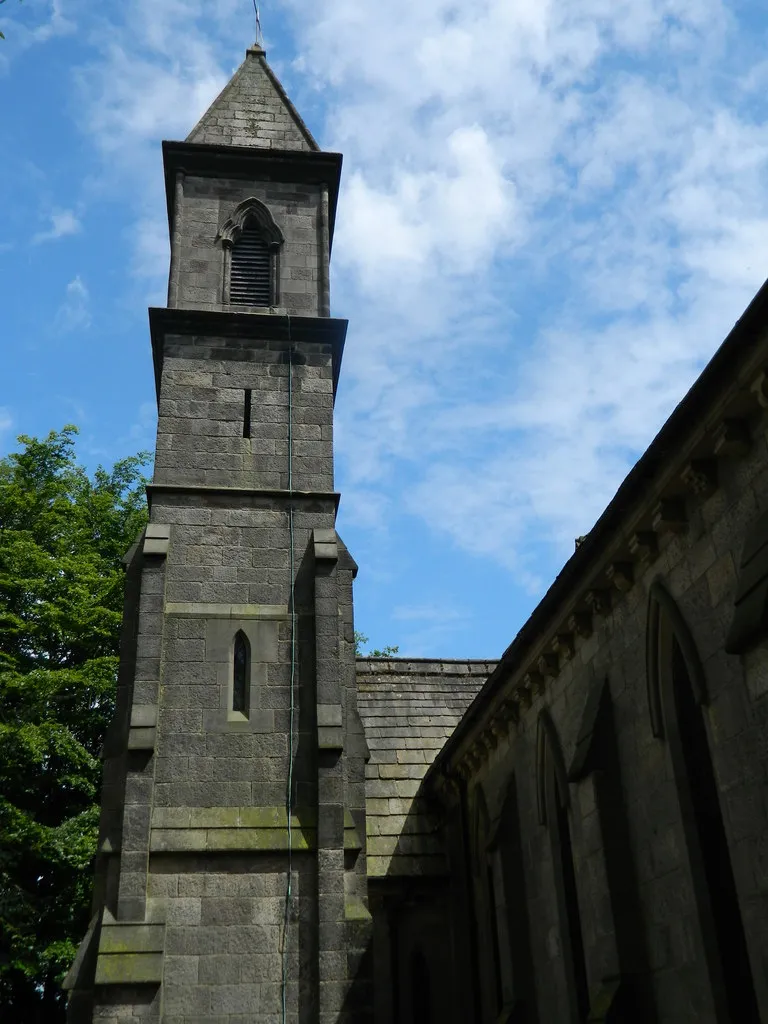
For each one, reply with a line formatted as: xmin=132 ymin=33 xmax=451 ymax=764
xmin=163 ymin=602 xmax=288 ymax=619
xmin=356 ymin=658 xmax=497 ymax=677
xmin=149 ymin=806 xmax=361 ymax=854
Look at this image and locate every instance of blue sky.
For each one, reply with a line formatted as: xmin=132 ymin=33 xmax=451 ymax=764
xmin=3 ymin=0 xmax=768 ymax=658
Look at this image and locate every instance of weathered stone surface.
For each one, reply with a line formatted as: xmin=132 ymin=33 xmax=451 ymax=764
xmin=187 ymin=46 xmax=318 ymax=152
xmin=357 ymin=659 xmax=495 ymax=877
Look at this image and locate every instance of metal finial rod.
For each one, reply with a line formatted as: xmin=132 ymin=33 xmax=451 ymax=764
xmin=253 ymin=1 xmax=264 ymax=47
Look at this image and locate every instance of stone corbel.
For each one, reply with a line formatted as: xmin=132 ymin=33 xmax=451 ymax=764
xmin=586 ymin=589 xmax=612 ymax=616
xmin=628 ymin=530 xmax=658 ymax=563
xmin=680 ymin=458 xmax=718 ymax=497
xmin=504 ymin=697 xmax=521 ymax=724
xmin=481 ymin=731 xmax=497 ymax=753
xmin=525 ymin=668 xmax=547 ymax=694
xmin=468 ymin=743 xmax=485 ymax=770
xmin=606 ymin=562 xmax=634 ymax=593
xmin=750 ymin=370 xmax=768 ymax=409
xmin=514 ymin=683 xmax=533 ymax=710
xmin=713 ymin=418 xmax=751 ymax=459
xmin=553 ymin=633 xmax=575 ymax=661
xmin=536 ymin=654 xmax=558 ymax=680
xmin=568 ymin=611 xmax=593 ymax=639
xmin=652 ymin=498 xmax=687 ymax=535
xmin=489 ymin=718 xmax=508 ymax=743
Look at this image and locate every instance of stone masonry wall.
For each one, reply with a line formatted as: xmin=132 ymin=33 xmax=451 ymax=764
xmin=174 ymin=177 xmax=324 ymax=316
xmin=154 ymin=338 xmax=334 ymax=492
xmin=148 ymin=492 xmax=336 ymax=810
xmin=146 ymin=853 xmax=315 ymax=1023
xmin=449 ymin=405 xmax=768 ymax=1022
xmin=187 ymin=50 xmax=316 ymax=152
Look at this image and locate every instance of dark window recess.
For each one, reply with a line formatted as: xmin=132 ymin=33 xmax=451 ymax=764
xmin=243 ymin=389 xmax=252 ymax=439
xmin=233 ymin=631 xmax=250 ymax=714
xmin=487 ymin=866 xmax=504 ymax=1015
xmin=231 ymin=224 xmax=271 ymax=306
xmin=553 ymin=769 xmax=590 ymax=1022
xmin=671 ymin=638 xmax=760 ymax=1023
xmin=410 ymin=947 xmax=431 ymax=1024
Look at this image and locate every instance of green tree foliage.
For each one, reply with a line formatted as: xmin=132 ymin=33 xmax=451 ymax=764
xmin=0 ymin=427 xmax=149 ymax=1020
xmin=354 ymin=631 xmax=399 ymax=658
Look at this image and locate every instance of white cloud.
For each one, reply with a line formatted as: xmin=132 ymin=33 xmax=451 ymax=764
xmin=32 ymin=0 xmax=75 ymax=43
xmin=337 ymin=124 xmax=518 ymax=292
xmin=55 ymin=275 xmax=91 ymax=332
xmin=0 ymin=0 xmax=74 ymax=68
xmin=64 ymin=0 xmax=768 ymax=590
xmin=279 ymin=0 xmax=768 ymax=577
xmin=32 ymin=209 xmax=81 ymax=245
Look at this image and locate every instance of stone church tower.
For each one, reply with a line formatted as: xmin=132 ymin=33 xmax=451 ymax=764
xmin=65 ymin=44 xmax=372 ymax=1024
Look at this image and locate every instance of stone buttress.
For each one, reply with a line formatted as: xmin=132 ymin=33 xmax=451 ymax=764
xmin=64 ymin=44 xmax=372 ymax=1024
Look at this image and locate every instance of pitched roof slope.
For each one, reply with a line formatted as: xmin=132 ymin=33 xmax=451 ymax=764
xmin=187 ymin=45 xmax=319 ymax=152
xmin=357 ymin=658 xmax=495 ymax=878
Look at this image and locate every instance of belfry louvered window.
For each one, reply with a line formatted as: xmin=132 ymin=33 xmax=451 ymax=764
xmin=220 ymin=197 xmax=284 ymax=308
xmin=230 ymin=221 xmax=272 ymax=306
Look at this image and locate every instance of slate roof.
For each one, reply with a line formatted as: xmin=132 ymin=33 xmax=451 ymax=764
xmin=357 ymin=658 xmax=496 ymax=878
xmin=187 ymin=45 xmax=319 ymax=152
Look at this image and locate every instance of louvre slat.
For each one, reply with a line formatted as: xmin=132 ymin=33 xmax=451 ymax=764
xmin=230 ymin=225 xmax=272 ymax=305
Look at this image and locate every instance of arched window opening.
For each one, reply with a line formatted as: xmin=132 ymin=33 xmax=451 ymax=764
xmin=486 ymin=864 xmax=504 ymax=1015
xmin=230 ymin=220 xmax=272 ymax=306
xmin=544 ymin=731 xmax=589 ymax=1023
xmin=665 ymin=629 xmax=759 ymax=1022
xmin=497 ymin=777 xmax=538 ymax=1022
xmin=219 ymin=197 xmax=284 ymax=309
xmin=568 ymin=679 xmax=656 ymax=1023
xmin=232 ymin=630 xmax=251 ymax=716
xmin=410 ymin=947 xmax=432 ymax=1024
xmin=471 ymin=789 xmax=504 ymax=1021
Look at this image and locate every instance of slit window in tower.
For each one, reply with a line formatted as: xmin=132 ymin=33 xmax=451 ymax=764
xmin=243 ymin=389 xmax=252 ymax=438
xmin=232 ymin=631 xmax=251 ymax=716
xmin=230 ymin=221 xmax=272 ymax=306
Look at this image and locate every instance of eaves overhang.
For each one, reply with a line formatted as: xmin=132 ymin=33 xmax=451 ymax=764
xmin=424 ymin=272 xmax=768 ymax=790
xmin=148 ymin=306 xmax=348 ymax=404
xmin=161 ymin=141 xmax=343 ymax=251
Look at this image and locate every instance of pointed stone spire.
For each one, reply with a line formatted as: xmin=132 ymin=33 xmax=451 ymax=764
xmin=186 ymin=44 xmax=319 ymax=151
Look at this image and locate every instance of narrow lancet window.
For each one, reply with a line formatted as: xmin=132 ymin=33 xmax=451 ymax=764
xmin=233 ymin=631 xmax=250 ymax=715
xmin=553 ymin=780 xmax=590 ymax=1022
xmin=669 ymin=633 xmax=759 ymax=1021
xmin=541 ymin=718 xmax=589 ymax=1024
xmin=649 ymin=582 xmax=760 ymax=1022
